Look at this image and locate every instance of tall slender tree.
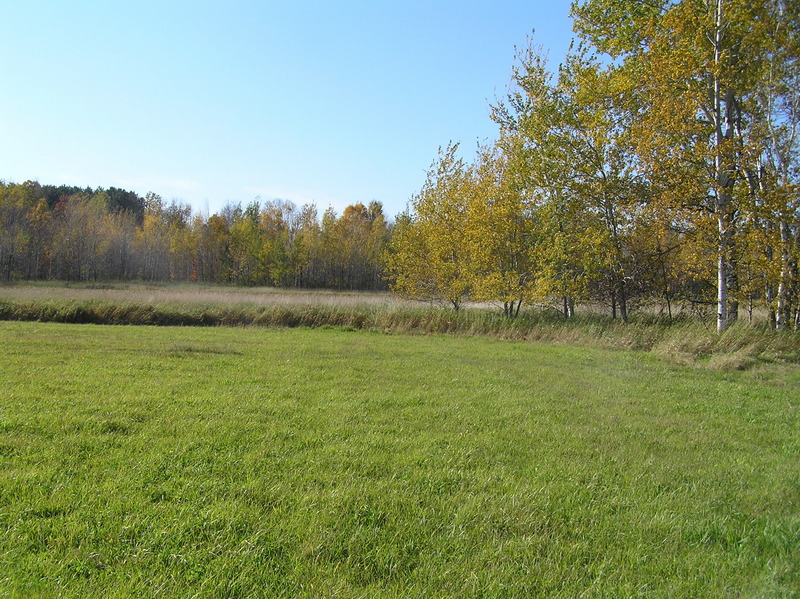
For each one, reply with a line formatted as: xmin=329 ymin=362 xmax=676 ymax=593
xmin=573 ymin=0 xmax=795 ymax=331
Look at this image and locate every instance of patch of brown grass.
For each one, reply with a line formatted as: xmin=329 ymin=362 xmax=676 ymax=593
xmin=0 ymin=282 xmax=412 ymax=309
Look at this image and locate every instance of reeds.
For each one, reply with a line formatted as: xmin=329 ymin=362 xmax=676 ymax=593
xmin=1 ymin=296 xmax=797 ymax=369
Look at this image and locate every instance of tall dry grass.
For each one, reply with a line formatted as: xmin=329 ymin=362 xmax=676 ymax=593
xmin=1 ymin=283 xmax=798 ymax=370
xmin=0 ymin=281 xmax=412 ymax=308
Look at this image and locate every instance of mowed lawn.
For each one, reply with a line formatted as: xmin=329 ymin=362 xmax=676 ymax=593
xmin=0 ymin=322 xmax=798 ymax=597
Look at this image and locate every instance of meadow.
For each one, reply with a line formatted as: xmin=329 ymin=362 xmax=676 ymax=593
xmin=1 ymin=319 xmax=798 ymax=597
xmin=0 ymin=281 xmax=411 ymax=309
xmin=1 ymin=281 xmax=799 ymax=371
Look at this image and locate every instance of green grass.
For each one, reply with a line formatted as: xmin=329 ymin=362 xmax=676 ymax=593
xmin=1 ymin=293 xmax=799 ymax=370
xmin=1 ymin=321 xmax=799 ymax=597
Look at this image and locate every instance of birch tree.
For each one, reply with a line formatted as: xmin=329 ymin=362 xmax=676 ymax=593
xmin=573 ymin=0 xmax=790 ymax=332
xmin=492 ymin=42 xmax=613 ymax=317
xmin=467 ymin=142 xmax=539 ymax=318
xmin=743 ymin=0 xmax=800 ymax=328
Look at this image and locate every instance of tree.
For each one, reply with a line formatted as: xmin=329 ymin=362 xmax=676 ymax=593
xmin=742 ymin=0 xmax=800 ymax=328
xmin=103 ymin=209 xmax=138 ymax=280
xmin=135 ymin=193 xmax=171 ymax=281
xmin=290 ymin=203 xmax=322 ymax=287
xmin=492 ymin=42 xmax=612 ymax=318
xmin=195 ymin=213 xmax=231 ymax=283
xmin=168 ymin=211 xmax=197 ymax=282
xmin=327 ymin=202 xmax=388 ymax=290
xmin=25 ymin=198 xmax=53 ymax=280
xmin=572 ymin=0 xmax=797 ymax=331
xmin=386 ymin=144 xmax=474 ymax=309
xmin=49 ymin=193 xmax=103 ymax=281
xmin=106 ymin=187 xmax=145 ymax=224
xmin=228 ymin=201 xmax=266 ymax=285
xmin=259 ymin=200 xmax=296 ymax=287
xmin=467 ymin=142 xmax=539 ymax=317
xmin=0 ymin=181 xmax=35 ymax=281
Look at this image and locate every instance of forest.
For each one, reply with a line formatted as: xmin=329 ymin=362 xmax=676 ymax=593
xmin=0 ymin=182 xmax=389 ymax=292
xmin=1 ymin=0 xmax=798 ymax=332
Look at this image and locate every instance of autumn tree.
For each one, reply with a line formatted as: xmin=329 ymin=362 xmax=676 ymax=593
xmin=135 ymin=193 xmax=171 ymax=281
xmin=328 ymin=202 xmax=388 ymax=290
xmin=49 ymin=193 xmax=106 ymax=281
xmin=227 ymin=201 xmax=265 ymax=285
xmin=103 ymin=209 xmax=139 ymax=280
xmin=0 ymin=181 xmax=35 ymax=281
xmin=165 ymin=201 xmax=196 ymax=281
xmin=491 ymin=43 xmax=612 ymax=318
xmin=259 ymin=200 xmax=296 ymax=287
xmin=290 ymin=203 xmax=322 ymax=287
xmin=741 ymin=0 xmax=800 ymax=328
xmin=573 ymin=0 xmax=798 ymax=331
xmin=24 ymin=198 xmax=53 ymax=280
xmin=387 ymin=144 xmax=474 ymax=309
xmin=467 ymin=141 xmax=539 ymax=317
xmin=195 ymin=213 xmax=231 ymax=283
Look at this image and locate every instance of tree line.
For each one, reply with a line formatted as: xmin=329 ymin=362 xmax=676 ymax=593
xmin=386 ymin=0 xmax=799 ymax=331
xmin=2 ymin=1 xmax=798 ymax=331
xmin=0 ymin=180 xmax=389 ymax=290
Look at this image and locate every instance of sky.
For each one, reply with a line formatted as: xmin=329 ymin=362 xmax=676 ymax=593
xmin=1 ymin=1 xmax=575 ymax=219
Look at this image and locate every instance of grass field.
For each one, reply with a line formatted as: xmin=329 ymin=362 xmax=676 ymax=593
xmin=2 ymin=281 xmax=800 ymax=372
xmin=0 ymin=281 xmax=418 ymax=308
xmin=1 ymin=321 xmax=798 ymax=597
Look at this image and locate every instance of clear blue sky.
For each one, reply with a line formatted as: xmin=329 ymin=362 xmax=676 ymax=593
xmin=1 ymin=1 xmax=575 ymax=219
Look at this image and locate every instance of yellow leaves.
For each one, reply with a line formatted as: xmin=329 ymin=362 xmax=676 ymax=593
xmin=386 ymin=145 xmax=475 ymax=306
xmin=391 ymin=5 xmax=799 ymax=322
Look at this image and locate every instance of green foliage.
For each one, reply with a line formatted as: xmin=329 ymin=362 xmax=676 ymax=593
xmin=0 ymin=322 xmax=798 ymax=596
xmin=572 ymin=0 xmax=800 ymax=331
xmin=2 ymin=1 xmax=799 ymax=330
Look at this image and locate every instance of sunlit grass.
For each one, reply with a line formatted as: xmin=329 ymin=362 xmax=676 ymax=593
xmin=1 ymin=283 xmax=798 ymax=369
xmin=1 ymin=321 xmax=798 ymax=597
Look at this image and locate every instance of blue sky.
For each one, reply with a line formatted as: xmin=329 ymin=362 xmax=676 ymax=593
xmin=1 ymin=1 xmax=575 ymax=219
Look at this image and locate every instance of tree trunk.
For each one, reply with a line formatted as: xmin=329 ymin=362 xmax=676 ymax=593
xmin=3 ymin=254 xmax=12 ymax=282
xmin=712 ymin=0 xmax=739 ymax=334
xmin=776 ymin=219 xmax=791 ymax=330
xmin=618 ymin=276 xmax=628 ymax=323
xmin=717 ymin=213 xmax=729 ymax=334
xmin=563 ymin=295 xmax=575 ymax=319
xmin=610 ymin=288 xmax=617 ymax=320
xmin=727 ymin=248 xmax=739 ymax=323
xmin=766 ymin=281 xmax=776 ymax=329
